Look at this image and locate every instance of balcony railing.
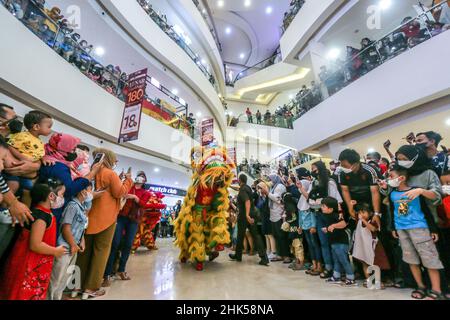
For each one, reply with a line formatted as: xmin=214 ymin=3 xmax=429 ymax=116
xmin=2 ymin=0 xmax=200 ymax=141
xmin=136 ymin=0 xmax=218 ymax=92
xmin=227 ymin=50 xmax=282 ymax=86
xmin=286 ymin=1 xmax=450 ymax=122
xmin=191 ymin=0 xmax=222 ymax=52
xmin=226 ymin=111 xmax=294 ymax=130
xmin=281 ymin=0 xmax=306 ymax=35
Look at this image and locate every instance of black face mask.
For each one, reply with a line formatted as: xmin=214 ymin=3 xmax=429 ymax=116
xmin=311 ymin=171 xmax=319 ymax=178
xmin=8 ymin=119 xmax=23 ymax=134
xmin=64 ymin=152 xmax=78 ymax=162
xmin=416 ymin=142 xmax=428 ymax=150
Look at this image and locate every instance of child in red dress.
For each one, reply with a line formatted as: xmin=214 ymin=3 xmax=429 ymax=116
xmin=0 ymin=179 xmax=66 ymax=300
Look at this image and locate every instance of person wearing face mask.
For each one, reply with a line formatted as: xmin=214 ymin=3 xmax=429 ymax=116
xmin=48 ymin=183 xmax=93 ymax=300
xmin=39 ymin=133 xmax=101 ymax=227
xmin=415 ymin=131 xmax=449 ymax=177
xmin=337 ymin=149 xmax=381 ymax=228
xmin=103 ymin=172 xmax=152 ymax=286
xmin=75 ymin=148 xmax=133 ymax=300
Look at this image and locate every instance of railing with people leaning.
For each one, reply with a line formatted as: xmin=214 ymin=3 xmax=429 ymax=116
xmin=281 ymin=0 xmax=306 ymax=35
xmin=2 ymin=0 xmax=200 ymax=141
xmin=191 ymin=0 xmax=222 ymax=53
xmin=229 ymin=50 xmax=282 ymax=85
xmin=226 ymin=111 xmax=294 ymax=130
xmin=136 ymin=0 xmax=219 ymax=92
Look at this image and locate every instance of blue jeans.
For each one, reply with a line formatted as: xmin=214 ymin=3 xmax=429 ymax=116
xmin=331 ymin=243 xmax=354 ymax=280
xmin=316 ymin=213 xmax=333 ymax=271
xmin=304 ymin=229 xmax=322 ymax=262
xmin=104 ymin=216 xmax=139 ymax=276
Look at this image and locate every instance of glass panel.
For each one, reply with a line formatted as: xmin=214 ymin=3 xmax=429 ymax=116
xmin=281 ymin=0 xmax=306 ymax=35
xmin=2 ymin=0 xmax=199 ymax=141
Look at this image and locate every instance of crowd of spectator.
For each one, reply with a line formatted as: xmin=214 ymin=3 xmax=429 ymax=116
xmin=281 ymin=0 xmax=306 ymax=34
xmin=228 ymin=129 xmax=449 ymax=299
xmin=137 ymin=0 xmax=216 ymax=88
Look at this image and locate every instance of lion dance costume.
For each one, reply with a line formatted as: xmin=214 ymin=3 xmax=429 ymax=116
xmin=174 ymin=146 xmax=236 ymax=271
xmin=132 ymin=191 xmax=166 ymax=252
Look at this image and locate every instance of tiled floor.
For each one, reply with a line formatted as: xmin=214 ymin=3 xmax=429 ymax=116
xmin=100 ymin=238 xmax=412 ymax=300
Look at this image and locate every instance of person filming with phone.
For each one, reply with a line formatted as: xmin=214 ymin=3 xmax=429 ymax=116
xmin=76 ymin=148 xmax=133 ymax=300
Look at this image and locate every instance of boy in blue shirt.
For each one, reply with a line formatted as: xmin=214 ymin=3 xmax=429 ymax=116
xmin=388 ymin=165 xmax=444 ymax=300
xmin=47 ymin=183 xmax=93 ymax=300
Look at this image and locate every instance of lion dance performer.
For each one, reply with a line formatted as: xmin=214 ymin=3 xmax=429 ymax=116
xmin=131 ymin=190 xmax=166 ymax=253
xmin=174 ymin=146 xmax=236 ymax=271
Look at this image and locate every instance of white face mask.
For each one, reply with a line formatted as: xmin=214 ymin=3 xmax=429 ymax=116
xmin=397 ymin=154 xmax=419 ymax=169
xmin=442 ymin=185 xmax=450 ymax=195
xmin=339 ymin=166 xmax=353 ymax=174
xmin=51 ymin=195 xmax=65 ymax=209
xmin=388 ymin=177 xmax=401 ymax=188
xmin=85 ymin=192 xmax=94 ymax=203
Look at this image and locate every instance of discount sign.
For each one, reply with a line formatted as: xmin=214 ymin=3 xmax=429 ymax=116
xmin=118 ymin=68 xmax=148 ymax=143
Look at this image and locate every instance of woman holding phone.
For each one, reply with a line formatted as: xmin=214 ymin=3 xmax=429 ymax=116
xmin=75 ymin=148 xmax=133 ymax=300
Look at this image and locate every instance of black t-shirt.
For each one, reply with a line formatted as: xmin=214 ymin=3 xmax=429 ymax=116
xmin=338 ymin=163 xmax=378 ymax=205
xmin=25 ymin=208 xmax=53 ymax=230
xmin=237 ymin=184 xmax=255 ymax=221
xmin=321 ymin=212 xmax=349 ymax=245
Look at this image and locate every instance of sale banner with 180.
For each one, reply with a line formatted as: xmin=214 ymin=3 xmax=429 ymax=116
xmin=118 ymin=68 xmax=148 ymax=143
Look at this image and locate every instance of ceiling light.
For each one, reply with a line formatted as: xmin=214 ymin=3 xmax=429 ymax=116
xmin=379 ymin=0 xmax=392 ymax=10
xmin=196 ymin=112 xmax=202 ymax=117
xmin=446 ymin=118 xmax=450 ymax=126
xmin=201 ymin=58 xmax=206 ymax=64
xmin=217 ymin=0 xmax=224 ymax=8
xmin=94 ymin=46 xmax=105 ymax=57
xmin=225 ymin=27 xmax=232 ymax=35
xmin=244 ymin=0 xmax=251 ymax=7
xmin=239 ymin=53 xmax=245 ymax=59
xmin=368 ymin=148 xmax=376 ymax=153
xmin=326 ymin=48 xmax=341 ymax=60
xmin=289 ymin=94 xmax=294 ymax=99
xmin=150 ymin=78 xmax=160 ymax=88
xmin=154 ymin=168 xmax=160 ymax=173
xmin=265 ymin=6 xmax=273 ymax=14
xmin=172 ymin=88 xmax=179 ymax=95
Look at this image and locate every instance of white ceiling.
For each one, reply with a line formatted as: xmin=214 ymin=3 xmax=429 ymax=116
xmin=207 ymin=0 xmax=291 ymax=66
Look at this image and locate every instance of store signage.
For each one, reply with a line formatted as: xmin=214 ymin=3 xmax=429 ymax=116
xmin=201 ymin=118 xmax=214 ymax=147
xmin=118 ymin=68 xmax=148 ymax=143
xmin=147 ymin=184 xmax=187 ymax=197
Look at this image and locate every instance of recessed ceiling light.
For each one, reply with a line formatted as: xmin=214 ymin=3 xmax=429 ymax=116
xmin=217 ymin=0 xmax=224 ymax=8
xmin=379 ymin=0 xmax=392 ymax=10
xmin=172 ymin=88 xmax=179 ymax=95
xmin=265 ymin=6 xmax=273 ymax=14
xmin=95 ymin=46 xmax=105 ymax=56
xmin=244 ymin=0 xmax=251 ymax=7
xmin=368 ymin=148 xmax=376 ymax=153
xmin=175 ymin=181 xmax=179 ymax=185
xmin=446 ymin=118 xmax=450 ymax=126
xmin=225 ymin=27 xmax=232 ymax=35
xmin=154 ymin=168 xmax=160 ymax=173
xmin=201 ymin=58 xmax=206 ymax=64
xmin=239 ymin=53 xmax=245 ymax=59
xmin=326 ymin=48 xmax=341 ymax=60
xmin=196 ymin=112 xmax=202 ymax=117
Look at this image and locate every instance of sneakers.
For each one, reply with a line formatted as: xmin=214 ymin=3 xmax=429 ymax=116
xmin=325 ymin=277 xmax=342 ymax=285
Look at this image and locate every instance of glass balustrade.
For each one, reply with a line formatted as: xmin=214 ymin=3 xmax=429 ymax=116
xmin=281 ymin=0 xmax=306 ymax=35
xmin=137 ymin=0 xmax=219 ymax=92
xmin=191 ymin=0 xmax=222 ymax=53
xmin=2 ymin=0 xmax=200 ymax=141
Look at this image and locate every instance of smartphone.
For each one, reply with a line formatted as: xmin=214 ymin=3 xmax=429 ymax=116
xmin=383 ymin=139 xmax=391 ymax=148
xmin=91 ymin=153 xmax=105 ymax=168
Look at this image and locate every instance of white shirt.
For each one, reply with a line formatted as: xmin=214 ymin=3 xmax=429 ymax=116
xmin=268 ymin=184 xmax=287 ymax=222
xmin=440 ymin=3 xmax=450 ymax=24
xmin=297 ymin=179 xmax=312 ymax=211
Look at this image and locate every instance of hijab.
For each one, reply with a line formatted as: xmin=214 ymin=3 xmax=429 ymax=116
xmin=44 ymin=133 xmax=82 ymax=178
xmin=395 ymin=145 xmax=432 ymax=177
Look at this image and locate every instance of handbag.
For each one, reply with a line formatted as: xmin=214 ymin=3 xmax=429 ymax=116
xmin=128 ymin=201 xmax=143 ymax=223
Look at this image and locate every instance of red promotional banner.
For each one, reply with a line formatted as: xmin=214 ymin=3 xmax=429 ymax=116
xmin=201 ymin=118 xmax=214 ymax=147
xmin=118 ymin=68 xmax=148 ymax=143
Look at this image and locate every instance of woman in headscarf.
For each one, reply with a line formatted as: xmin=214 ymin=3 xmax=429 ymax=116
xmin=39 ymin=133 xmax=101 ymax=225
xmin=75 ymin=148 xmax=133 ymax=300
xmin=267 ymin=173 xmax=290 ymax=263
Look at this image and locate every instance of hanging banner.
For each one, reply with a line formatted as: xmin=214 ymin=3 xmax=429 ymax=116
xmin=146 ymin=184 xmax=187 ymax=197
xmin=201 ymin=118 xmax=214 ymax=147
xmin=227 ymin=147 xmax=238 ymax=184
xmin=118 ymin=68 xmax=148 ymax=143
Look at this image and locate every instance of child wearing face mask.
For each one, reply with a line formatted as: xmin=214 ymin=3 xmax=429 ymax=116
xmin=388 ymin=166 xmax=445 ymax=300
xmin=47 ymin=183 xmax=93 ymax=300
xmin=0 ymin=179 xmax=67 ymax=300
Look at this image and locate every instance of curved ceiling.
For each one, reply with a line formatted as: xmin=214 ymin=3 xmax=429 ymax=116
xmin=207 ymin=0 xmax=291 ymax=67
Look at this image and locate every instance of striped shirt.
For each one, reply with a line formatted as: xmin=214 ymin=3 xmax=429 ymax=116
xmin=0 ymin=175 xmax=10 ymax=194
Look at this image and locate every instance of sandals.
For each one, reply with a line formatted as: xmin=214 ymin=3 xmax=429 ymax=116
xmin=411 ymin=288 xmax=427 ymax=300
xmin=116 ymin=272 xmax=131 ymax=281
xmin=81 ymin=289 xmax=106 ymax=300
xmin=426 ymin=290 xmax=447 ymax=300
xmin=309 ymin=270 xmax=321 ymax=276
xmin=320 ymin=270 xmax=332 ymax=279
